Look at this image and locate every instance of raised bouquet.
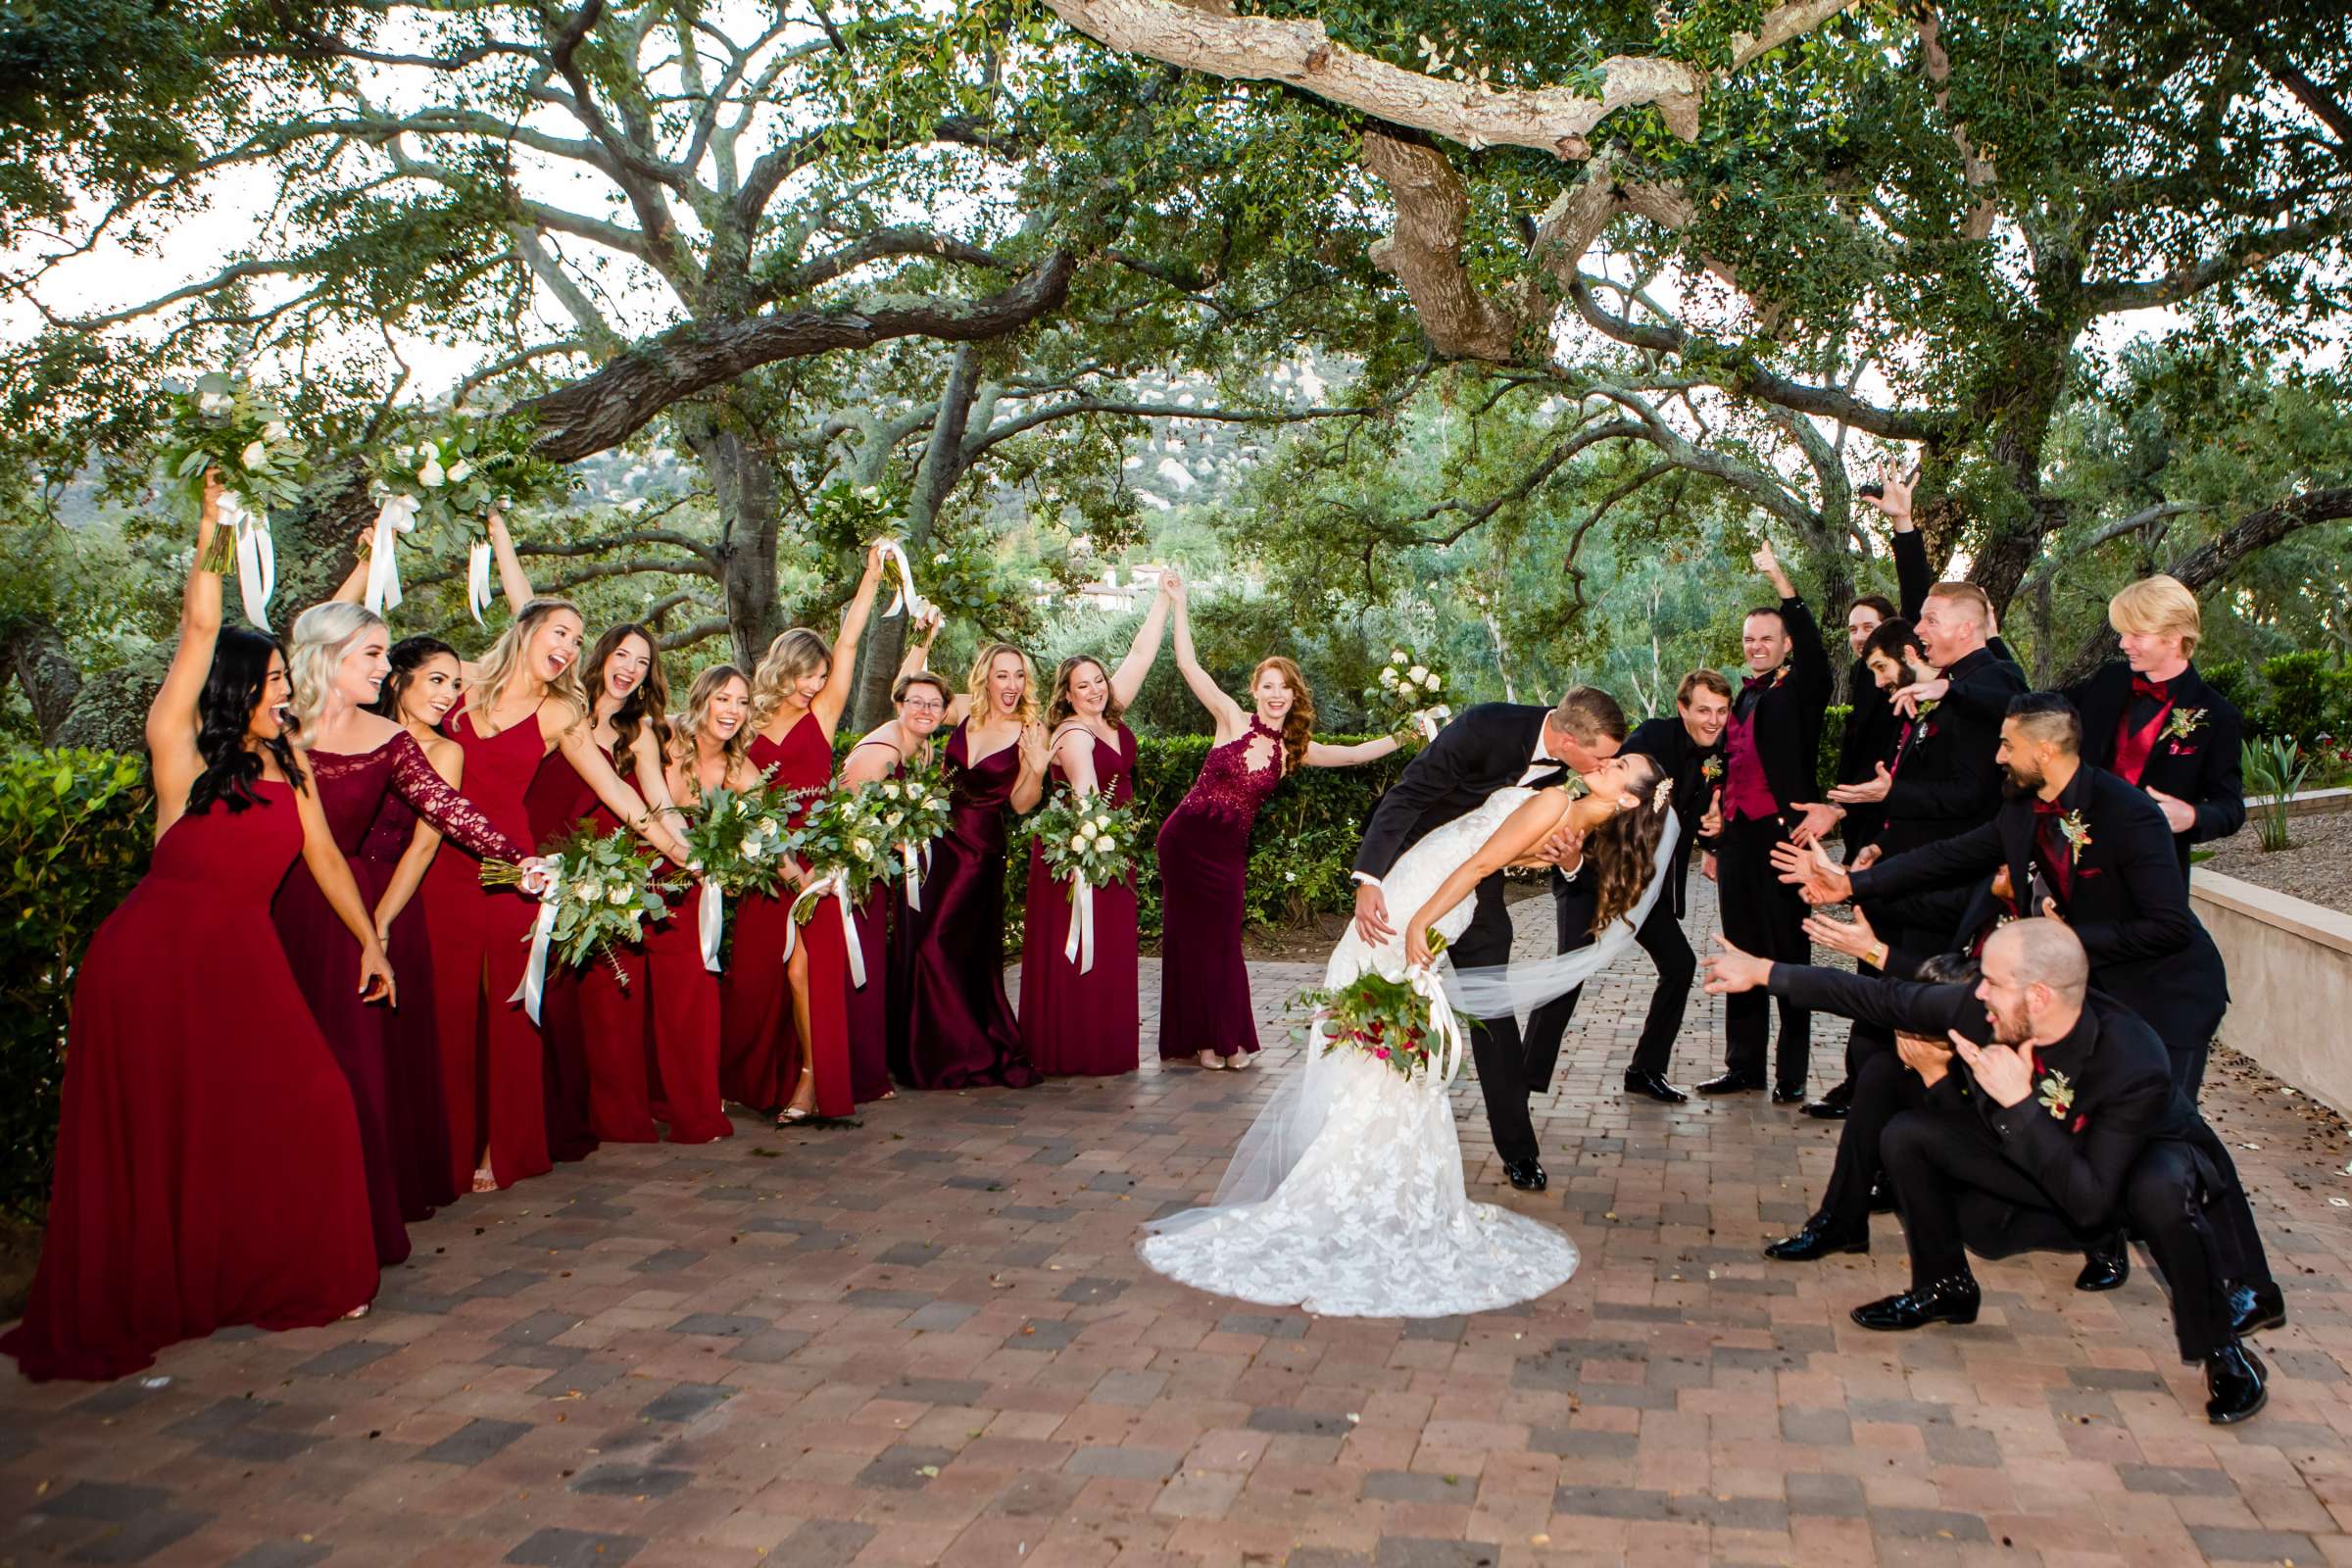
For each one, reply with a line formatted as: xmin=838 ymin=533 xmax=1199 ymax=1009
xmin=1366 ymin=646 xmax=1451 ymax=742
xmin=365 ymin=412 xmax=573 ymax=617
xmin=481 ymin=828 xmax=677 ymax=1020
xmin=1020 ymin=787 xmax=1140 ymax=972
xmin=1299 ymin=932 xmax=1463 ymax=1081
xmin=158 ymin=373 xmax=310 ymax=623
xmin=869 ymin=761 xmax=955 ymax=908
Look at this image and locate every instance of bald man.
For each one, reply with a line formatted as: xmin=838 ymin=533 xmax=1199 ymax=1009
xmin=1706 ymin=919 xmax=2276 ymax=1426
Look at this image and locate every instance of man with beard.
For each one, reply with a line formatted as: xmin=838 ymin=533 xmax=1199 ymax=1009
xmin=1702 ymin=918 xmax=2275 ymax=1426
xmin=1525 ymin=668 xmax=1731 ymax=1104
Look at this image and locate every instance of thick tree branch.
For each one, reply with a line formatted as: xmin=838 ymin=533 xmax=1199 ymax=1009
xmin=2081 ymin=213 xmax=2350 ymax=315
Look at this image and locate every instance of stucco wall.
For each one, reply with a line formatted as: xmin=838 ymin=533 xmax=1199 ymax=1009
xmin=2192 ymin=867 xmax=2352 ymax=1119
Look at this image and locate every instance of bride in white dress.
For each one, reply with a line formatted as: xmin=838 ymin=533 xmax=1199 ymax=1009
xmin=1141 ymin=754 xmax=1680 ymax=1317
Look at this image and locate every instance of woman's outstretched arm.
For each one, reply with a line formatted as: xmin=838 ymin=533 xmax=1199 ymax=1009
xmin=1401 ymin=789 xmax=1575 ymax=965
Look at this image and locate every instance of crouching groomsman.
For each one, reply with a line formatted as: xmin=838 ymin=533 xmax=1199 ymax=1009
xmin=2066 ymin=574 xmax=2245 ymax=882
xmin=1700 ymin=539 xmax=1833 ymax=1102
xmin=1705 ymin=919 xmax=2278 ymax=1425
xmin=1524 ymin=669 xmax=1731 ymax=1103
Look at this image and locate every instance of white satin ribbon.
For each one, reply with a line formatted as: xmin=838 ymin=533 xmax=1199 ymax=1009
xmin=698 ymin=876 xmax=724 ymax=972
xmin=1061 ymin=872 xmax=1096 ymax=973
xmin=217 ymin=491 xmax=275 ymax=626
xmin=900 ymin=840 xmax=923 ymax=911
xmin=1410 ymin=965 xmax=1468 ymax=1086
xmin=511 ymin=884 xmax=562 ymax=1025
xmin=1415 ymin=709 xmax=1442 ymax=742
xmin=876 ymin=539 xmax=935 ymax=622
xmin=365 ymin=491 xmax=418 ymax=613
xmin=784 ymin=870 xmax=867 ymax=988
xmin=466 ymin=539 xmax=493 ymax=625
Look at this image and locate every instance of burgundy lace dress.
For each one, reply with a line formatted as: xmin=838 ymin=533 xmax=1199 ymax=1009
xmin=1154 ymin=716 xmax=1287 ymax=1061
xmin=273 ymin=732 xmax=525 ymax=1264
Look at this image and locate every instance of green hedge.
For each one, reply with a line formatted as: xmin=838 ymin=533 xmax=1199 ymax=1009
xmin=1 ymin=749 xmax=152 ymax=1222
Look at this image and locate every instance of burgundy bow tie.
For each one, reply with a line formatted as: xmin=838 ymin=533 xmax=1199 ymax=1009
xmin=2032 ymin=797 xmax=2066 ymax=817
xmin=2131 ymin=674 xmax=2170 ymax=701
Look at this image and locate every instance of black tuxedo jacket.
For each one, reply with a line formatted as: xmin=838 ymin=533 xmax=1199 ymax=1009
xmin=1767 ymin=965 xmax=2191 ymax=1230
xmin=1734 ymin=594 xmax=1834 ymax=817
xmin=1848 ymin=764 xmax=2229 ymax=1054
xmin=1622 ymin=713 xmax=1724 ymax=919
xmin=1353 ymin=702 xmax=1562 ymax=881
xmin=1876 ymin=646 xmax=2025 ymax=856
xmin=2065 ymin=661 xmax=2245 ymax=879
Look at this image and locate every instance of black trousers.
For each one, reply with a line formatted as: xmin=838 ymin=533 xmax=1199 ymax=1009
xmin=1717 ymin=813 xmax=1811 ymax=1088
xmin=1879 ymin=1109 xmax=2244 ymax=1361
xmin=1523 ymin=874 xmax=1692 ymax=1089
xmin=1812 ymin=1048 xmax=1920 ymax=1237
xmin=1452 ymin=871 xmax=1540 ymax=1166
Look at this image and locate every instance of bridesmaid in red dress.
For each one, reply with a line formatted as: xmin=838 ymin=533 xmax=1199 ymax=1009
xmin=1019 ymin=576 xmax=1175 ymax=1075
xmin=1156 ymin=579 xmax=1399 ymax=1066
xmin=724 ymin=545 xmax=886 ymax=1125
xmin=646 ymin=665 xmax=757 ymax=1143
xmin=898 ymin=641 xmax=1053 ymax=1090
xmin=277 ymin=603 xmax=530 ymax=1264
xmin=436 ymin=590 xmax=691 ymax=1191
xmin=361 ymin=636 xmax=468 ymax=1220
xmin=2 ymin=476 xmax=385 ymax=1381
xmin=836 ymin=668 xmax=953 ymax=1102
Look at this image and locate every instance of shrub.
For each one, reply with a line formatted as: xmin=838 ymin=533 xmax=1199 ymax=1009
xmin=2240 ymin=737 xmax=2311 ymax=853
xmin=2255 ymin=651 xmax=2352 ymax=746
xmin=0 ymin=748 xmax=152 ymax=1221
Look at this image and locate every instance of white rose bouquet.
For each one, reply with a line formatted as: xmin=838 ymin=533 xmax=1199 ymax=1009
xmin=1019 ymin=787 xmax=1140 ymax=972
xmin=1365 ymin=646 xmax=1452 ymax=742
xmin=481 ymin=828 xmax=677 ymax=1018
xmin=365 ymin=412 xmax=574 ymax=616
xmin=679 ymin=780 xmax=800 ymax=900
xmin=779 ymin=781 xmax=906 ymax=985
xmin=158 ymin=373 xmax=309 ymax=622
xmin=871 ymin=761 xmax=955 ymax=908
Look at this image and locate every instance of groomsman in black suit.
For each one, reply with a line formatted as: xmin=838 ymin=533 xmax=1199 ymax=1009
xmin=1699 ymin=541 xmax=1833 ymax=1102
xmin=1351 ymin=688 xmax=1628 ymax=1191
xmin=2066 ymin=574 xmax=2245 ymax=880
xmin=1524 ymin=668 xmax=1731 ymax=1104
xmin=1703 ymin=919 xmax=2274 ymax=1425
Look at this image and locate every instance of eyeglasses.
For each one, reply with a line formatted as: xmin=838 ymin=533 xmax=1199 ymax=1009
xmin=902 ymin=699 xmax=946 ymax=714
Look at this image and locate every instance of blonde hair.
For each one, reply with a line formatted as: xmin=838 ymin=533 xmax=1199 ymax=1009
xmin=1926 ymin=580 xmax=1994 ymax=630
xmin=672 ymin=663 xmax=753 ymax=790
xmin=468 ymin=598 xmax=588 ymax=729
xmin=286 ymin=601 xmax=385 ymax=740
xmin=964 ymin=641 xmax=1038 ymax=726
xmin=2109 ymin=574 xmax=2202 ymax=658
xmin=751 ymin=627 xmax=833 ymax=725
xmin=1250 ymin=656 xmax=1315 ymax=774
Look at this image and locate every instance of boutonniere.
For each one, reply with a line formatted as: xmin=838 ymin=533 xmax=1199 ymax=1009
xmin=1701 ymin=756 xmax=1724 ymax=783
xmin=2162 ymin=708 xmax=2205 ymax=743
xmin=2058 ymin=810 xmax=2093 ymax=864
xmin=1915 ymin=697 xmax=1939 ymax=719
xmin=2036 ymin=1069 xmax=2076 ymax=1121
xmin=1771 ymin=664 xmax=1789 ymax=687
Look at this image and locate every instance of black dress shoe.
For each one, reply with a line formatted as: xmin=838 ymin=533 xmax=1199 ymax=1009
xmin=1696 ymin=1070 xmax=1765 ymax=1096
xmin=1868 ymin=1177 xmax=1894 ymax=1214
xmin=1771 ymin=1084 xmax=1806 ymax=1105
xmin=1623 ymin=1070 xmax=1689 ymax=1104
xmin=2205 ymin=1343 xmax=2268 ymax=1424
xmin=2230 ymin=1281 xmax=2287 ymax=1337
xmin=2075 ymin=1243 xmax=2130 ymax=1293
xmin=1801 ymin=1098 xmax=1850 ymax=1119
xmin=1503 ymin=1156 xmax=1548 ymax=1192
xmin=1852 ymin=1272 xmax=1981 ymax=1331
xmin=1764 ymin=1214 xmax=1868 ymax=1262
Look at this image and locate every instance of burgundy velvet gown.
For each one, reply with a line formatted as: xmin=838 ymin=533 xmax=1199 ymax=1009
xmin=356 ymin=792 xmax=457 ymax=1220
xmin=900 ymin=723 xmax=1042 ymax=1090
xmin=433 ymin=704 xmax=555 ymax=1189
xmin=274 ymin=733 xmax=524 ymax=1264
xmin=524 ymin=746 xmax=659 ymax=1145
xmin=1019 ymin=725 xmax=1142 ymax=1076
xmin=843 ymin=737 xmax=906 ymax=1105
xmin=2 ymin=783 xmax=378 ymax=1381
xmin=719 ymin=715 xmax=853 ymax=1118
xmin=1154 ymin=715 xmax=1287 ymax=1061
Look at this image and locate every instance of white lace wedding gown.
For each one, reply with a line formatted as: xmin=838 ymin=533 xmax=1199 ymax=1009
xmin=1140 ymin=787 xmax=1585 ymax=1318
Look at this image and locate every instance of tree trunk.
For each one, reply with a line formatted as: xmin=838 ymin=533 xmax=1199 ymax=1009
xmin=1 ymin=615 xmax=84 ymax=743
xmin=680 ymin=419 xmax=788 ymax=668
xmin=852 ymin=347 xmax=985 ymax=728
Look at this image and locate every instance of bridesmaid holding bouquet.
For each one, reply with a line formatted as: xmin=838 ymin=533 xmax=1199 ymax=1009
xmin=837 ymin=668 xmax=953 ymax=1103
xmin=1156 ymin=577 xmax=1399 ymax=1066
xmin=1019 ymin=573 xmax=1174 ymax=1076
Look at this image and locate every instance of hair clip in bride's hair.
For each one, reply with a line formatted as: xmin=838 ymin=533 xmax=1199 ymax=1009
xmin=1651 ymin=777 xmax=1673 ymax=812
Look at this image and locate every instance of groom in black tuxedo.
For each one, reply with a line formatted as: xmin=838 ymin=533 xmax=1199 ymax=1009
xmin=1352 ymin=687 xmax=1630 ymax=1191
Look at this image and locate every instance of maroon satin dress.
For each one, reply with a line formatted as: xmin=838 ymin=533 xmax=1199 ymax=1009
xmin=720 ymin=714 xmax=853 ymax=1118
xmin=3 ymin=783 xmax=378 ymax=1381
xmin=1154 ymin=715 xmax=1287 ymax=1060
xmin=433 ymin=704 xmax=555 ymax=1189
xmin=356 ymin=790 xmax=455 ymax=1220
xmin=900 ymin=723 xmax=1041 ymax=1089
xmin=1019 ymin=725 xmax=1141 ymax=1076
xmin=274 ymin=733 xmax=523 ymax=1263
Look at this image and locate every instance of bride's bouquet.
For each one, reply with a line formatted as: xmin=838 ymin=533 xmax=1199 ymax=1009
xmin=1299 ymin=933 xmax=1465 ymax=1082
xmin=1366 ymin=646 xmax=1451 ymax=742
xmin=1020 ymin=788 xmax=1140 ymax=972
xmin=158 ymin=373 xmax=310 ymax=623
xmin=481 ymin=828 xmax=677 ymax=1019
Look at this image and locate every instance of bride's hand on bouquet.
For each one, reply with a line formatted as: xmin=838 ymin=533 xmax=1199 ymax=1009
xmin=1403 ymin=918 xmax=1439 ymax=969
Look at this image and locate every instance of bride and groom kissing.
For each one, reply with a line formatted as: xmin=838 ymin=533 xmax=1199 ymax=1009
xmin=1139 ymin=687 xmax=1682 ymax=1319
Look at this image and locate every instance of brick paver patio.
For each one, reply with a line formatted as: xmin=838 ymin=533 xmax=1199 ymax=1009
xmin=7 ymin=881 xmax=2352 ymax=1567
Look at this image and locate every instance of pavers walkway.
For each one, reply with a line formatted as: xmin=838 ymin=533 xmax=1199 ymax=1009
xmin=7 ymin=881 xmax=2352 ymax=1567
